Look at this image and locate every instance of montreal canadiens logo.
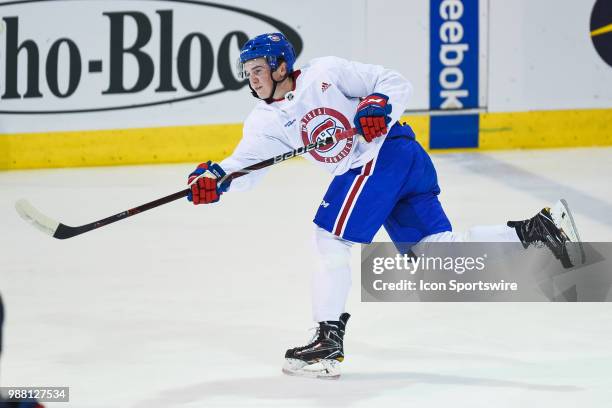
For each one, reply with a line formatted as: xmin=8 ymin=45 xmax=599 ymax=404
xmin=300 ymin=107 xmax=354 ymax=163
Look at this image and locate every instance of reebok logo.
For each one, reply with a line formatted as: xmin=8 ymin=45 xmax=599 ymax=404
xmin=284 ymin=119 xmax=296 ymax=127
xmin=321 ymin=82 xmax=331 ymax=92
xmin=320 ymin=200 xmax=330 ymax=208
xmin=436 ymin=0 xmax=473 ymax=109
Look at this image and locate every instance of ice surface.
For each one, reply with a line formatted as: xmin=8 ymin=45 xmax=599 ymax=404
xmin=1 ymin=147 xmax=611 ymax=407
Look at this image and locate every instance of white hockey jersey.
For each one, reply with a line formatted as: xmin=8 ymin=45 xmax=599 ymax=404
xmin=220 ymin=56 xmax=413 ymax=191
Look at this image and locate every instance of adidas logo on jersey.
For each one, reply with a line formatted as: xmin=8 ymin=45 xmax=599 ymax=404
xmin=321 ymin=82 xmax=331 ymax=93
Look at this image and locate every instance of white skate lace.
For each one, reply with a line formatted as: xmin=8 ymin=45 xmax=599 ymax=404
xmin=299 ymin=326 xmax=320 ymax=347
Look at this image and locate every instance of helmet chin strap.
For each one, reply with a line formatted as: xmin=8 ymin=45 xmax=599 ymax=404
xmin=249 ymin=69 xmax=290 ymax=103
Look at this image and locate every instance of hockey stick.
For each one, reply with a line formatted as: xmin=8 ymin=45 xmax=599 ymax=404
xmin=15 ymin=128 xmax=359 ymax=240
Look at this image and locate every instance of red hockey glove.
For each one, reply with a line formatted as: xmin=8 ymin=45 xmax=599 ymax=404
xmin=187 ymin=161 xmax=230 ymax=205
xmin=353 ymin=93 xmax=393 ymax=142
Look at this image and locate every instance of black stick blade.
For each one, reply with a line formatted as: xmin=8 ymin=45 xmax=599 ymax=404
xmin=52 ymin=223 xmax=91 ymax=240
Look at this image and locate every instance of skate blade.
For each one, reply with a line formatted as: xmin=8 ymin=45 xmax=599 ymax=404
xmin=282 ymin=359 xmax=341 ymax=380
xmin=551 ymin=199 xmax=586 ymax=266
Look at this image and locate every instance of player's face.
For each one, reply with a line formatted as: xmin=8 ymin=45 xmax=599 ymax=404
xmin=244 ymin=58 xmax=273 ymax=99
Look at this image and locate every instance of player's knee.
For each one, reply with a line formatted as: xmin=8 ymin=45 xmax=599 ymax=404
xmin=314 ymin=227 xmax=353 ymax=270
xmin=314 ymin=227 xmax=353 ymax=251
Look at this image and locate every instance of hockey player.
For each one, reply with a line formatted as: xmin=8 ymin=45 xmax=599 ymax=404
xmin=186 ymin=33 xmax=583 ymax=379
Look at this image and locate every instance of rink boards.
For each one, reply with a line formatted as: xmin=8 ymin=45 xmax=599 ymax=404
xmin=0 ymin=0 xmax=611 ymax=169
xmin=2 ymin=108 xmax=611 ymax=169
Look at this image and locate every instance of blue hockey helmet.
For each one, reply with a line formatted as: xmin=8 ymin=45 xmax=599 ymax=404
xmin=237 ymin=33 xmax=296 ymax=79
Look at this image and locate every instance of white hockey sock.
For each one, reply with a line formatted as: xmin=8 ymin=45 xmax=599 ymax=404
xmin=312 ymin=227 xmax=353 ymax=322
xmin=414 ymin=225 xmax=522 ymax=260
xmin=420 ymin=225 xmax=520 ymax=243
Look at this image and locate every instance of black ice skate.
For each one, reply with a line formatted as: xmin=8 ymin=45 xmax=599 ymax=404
xmin=507 ymin=199 xmax=585 ymax=268
xmin=283 ymin=313 xmax=350 ymax=379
